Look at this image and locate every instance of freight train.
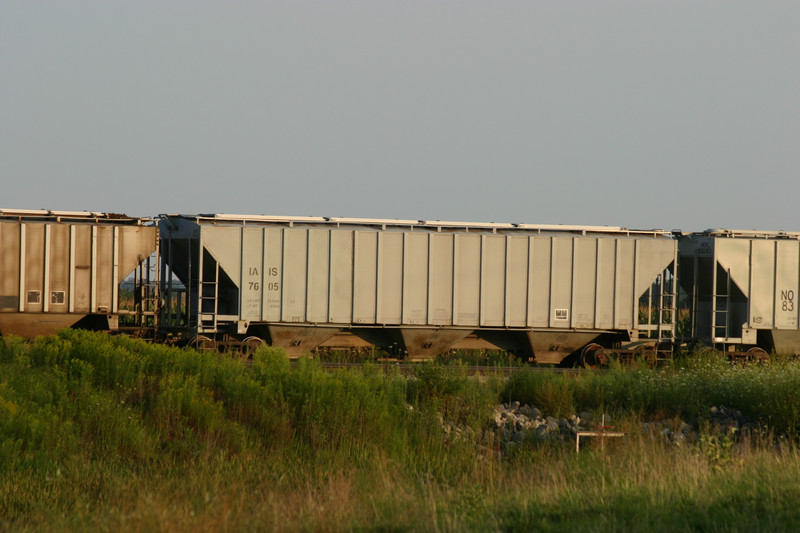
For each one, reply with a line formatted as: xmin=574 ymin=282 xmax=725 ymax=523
xmin=2 ymin=208 xmax=799 ymax=365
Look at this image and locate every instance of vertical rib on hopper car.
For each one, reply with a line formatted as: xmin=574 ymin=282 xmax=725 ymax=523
xmin=0 ymin=209 xmax=158 ymax=338
xmin=159 ymin=214 xmax=677 ymax=363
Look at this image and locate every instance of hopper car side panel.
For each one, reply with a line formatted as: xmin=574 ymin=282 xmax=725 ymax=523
xmin=775 ymin=240 xmax=799 ymax=330
xmin=378 ymin=231 xmax=403 ymax=324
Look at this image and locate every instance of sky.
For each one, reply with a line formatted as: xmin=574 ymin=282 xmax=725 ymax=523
xmin=1 ymin=1 xmax=798 ymax=232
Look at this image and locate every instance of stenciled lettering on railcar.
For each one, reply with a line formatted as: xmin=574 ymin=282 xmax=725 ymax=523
xmin=245 ymin=266 xmax=261 ymax=314
xmin=697 ymin=241 xmax=713 ymax=255
xmin=247 ymin=267 xmax=260 ymax=291
xmin=266 ymin=266 xmax=281 ymax=310
xmin=781 ymin=290 xmax=795 ymax=312
xmin=268 ymin=267 xmax=280 ymax=291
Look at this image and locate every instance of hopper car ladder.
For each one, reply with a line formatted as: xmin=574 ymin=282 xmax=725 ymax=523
xmin=196 ymin=248 xmax=220 ymax=335
xmin=639 ymin=268 xmax=678 ymax=346
xmin=712 ymin=266 xmax=732 ymax=343
xmin=709 ymin=265 xmax=767 ymax=361
xmin=133 ymin=252 xmax=159 ymax=332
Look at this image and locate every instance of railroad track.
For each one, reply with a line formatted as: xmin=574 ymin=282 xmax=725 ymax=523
xmin=303 ymin=361 xmax=587 ymax=376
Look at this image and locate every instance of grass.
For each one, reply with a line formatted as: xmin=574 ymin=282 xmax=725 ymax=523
xmin=2 ymin=331 xmax=800 ymax=531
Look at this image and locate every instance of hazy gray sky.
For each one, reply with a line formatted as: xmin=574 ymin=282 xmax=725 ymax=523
xmin=2 ymin=1 xmax=798 ymax=231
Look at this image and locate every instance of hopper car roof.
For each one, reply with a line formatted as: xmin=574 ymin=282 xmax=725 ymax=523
xmin=161 ymin=213 xmax=673 ymax=238
xmin=678 ymin=229 xmax=800 ymax=240
xmin=0 ymin=208 xmax=151 ymax=225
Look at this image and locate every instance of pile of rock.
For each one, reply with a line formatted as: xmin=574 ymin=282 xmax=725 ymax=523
xmin=491 ymin=401 xmax=592 ymax=453
xmin=488 ymin=402 xmax=751 ymax=454
xmin=642 ymin=405 xmax=750 ymax=445
xmin=432 ymin=401 xmax=754 ymax=455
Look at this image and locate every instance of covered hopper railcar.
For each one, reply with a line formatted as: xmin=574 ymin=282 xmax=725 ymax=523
xmin=0 ymin=209 xmax=158 ymax=338
xmin=678 ymin=229 xmax=800 ymax=358
xmin=159 ymin=214 xmax=678 ymax=364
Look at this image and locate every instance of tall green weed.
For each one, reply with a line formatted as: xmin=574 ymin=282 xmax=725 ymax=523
xmin=5 ymin=334 xmax=800 ymax=531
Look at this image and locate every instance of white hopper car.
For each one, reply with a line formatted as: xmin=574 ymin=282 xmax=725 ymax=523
xmin=158 ymin=214 xmax=678 ymax=364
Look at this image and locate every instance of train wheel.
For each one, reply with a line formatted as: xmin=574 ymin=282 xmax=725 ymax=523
xmin=241 ymin=336 xmax=265 ymax=359
xmin=747 ymin=347 xmax=770 ymax=364
xmin=581 ymin=343 xmax=607 ymax=369
xmin=192 ymin=335 xmax=216 ymax=351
